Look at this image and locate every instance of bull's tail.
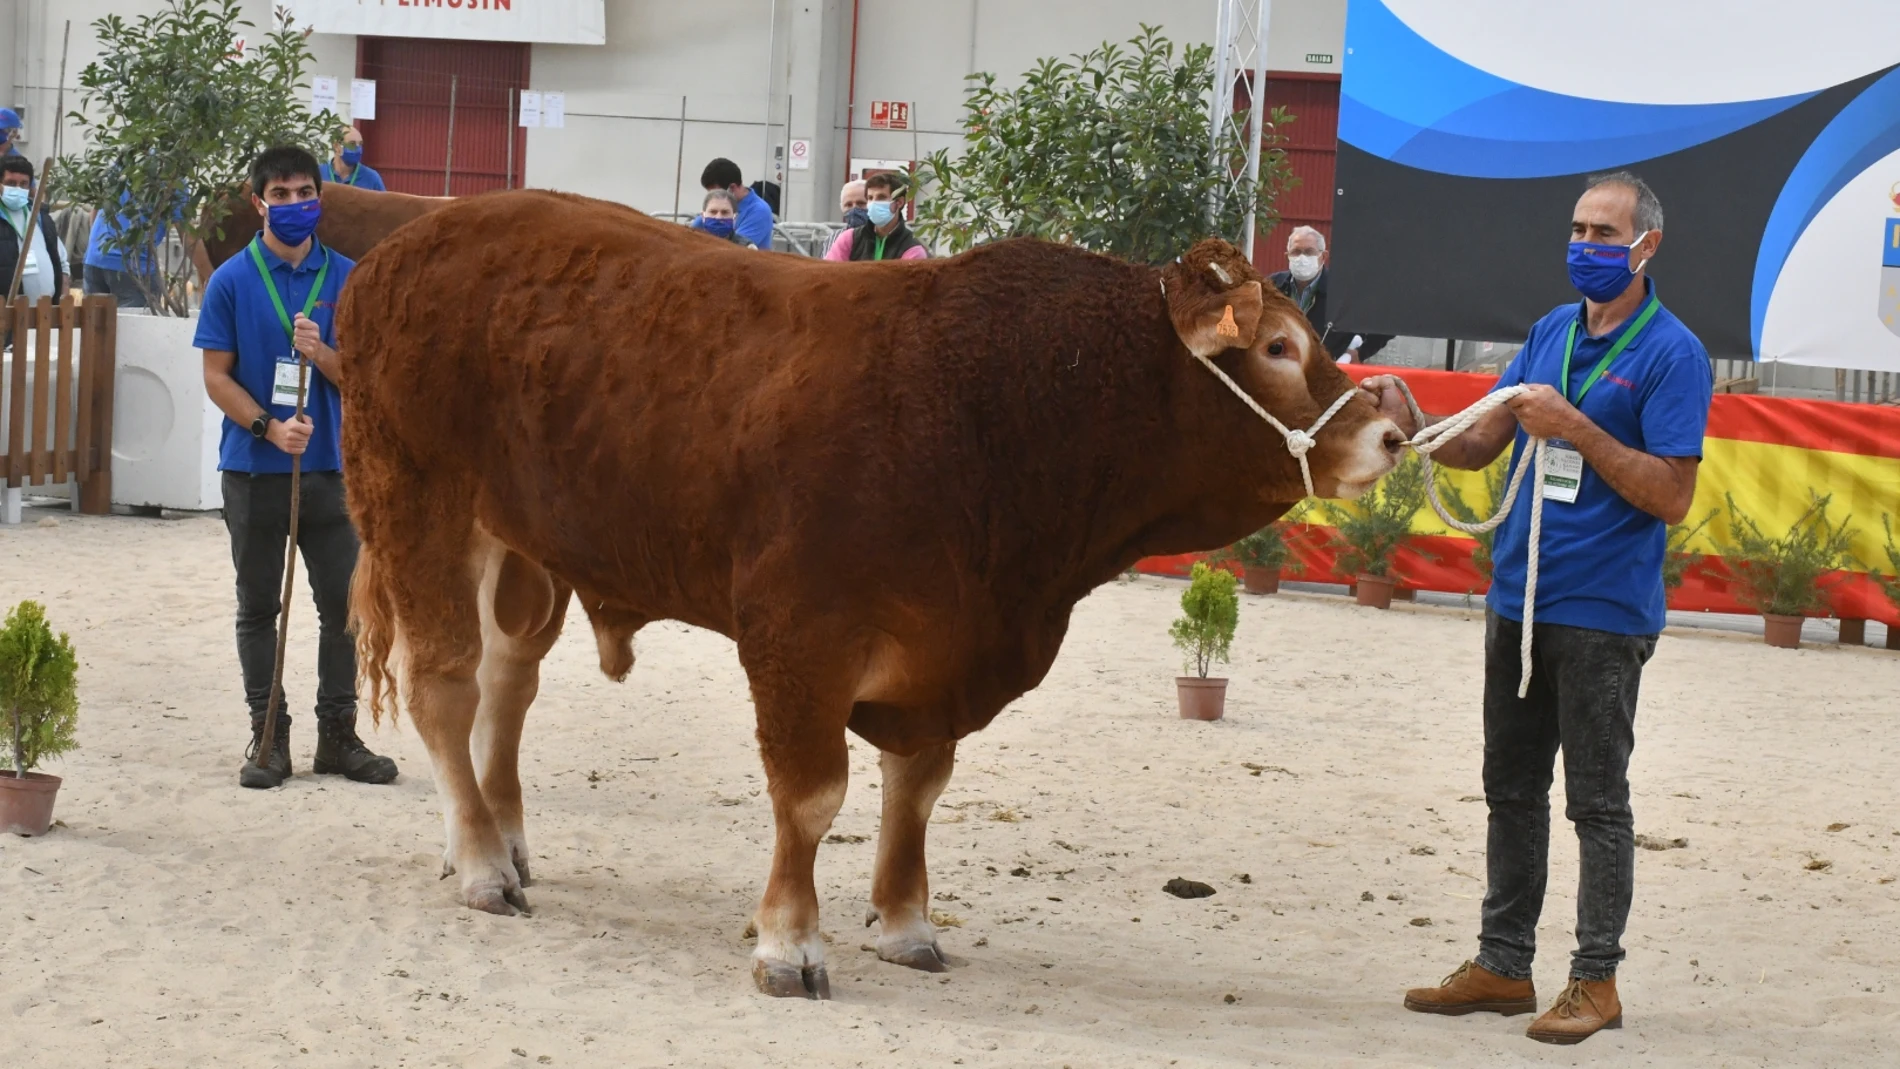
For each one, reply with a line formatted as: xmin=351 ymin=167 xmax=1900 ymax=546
xmin=350 ymin=546 xmax=404 ymax=727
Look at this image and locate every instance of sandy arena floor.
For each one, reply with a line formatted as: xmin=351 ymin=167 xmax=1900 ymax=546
xmin=2 ymin=510 xmax=1897 ymax=1068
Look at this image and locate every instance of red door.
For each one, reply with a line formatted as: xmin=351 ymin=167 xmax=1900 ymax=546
xmin=1256 ymin=73 xmax=1341 ymax=276
xmin=355 ymin=38 xmax=530 ymax=196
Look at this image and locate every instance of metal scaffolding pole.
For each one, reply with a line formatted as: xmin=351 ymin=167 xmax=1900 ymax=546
xmin=1208 ymin=0 xmax=1272 ymax=257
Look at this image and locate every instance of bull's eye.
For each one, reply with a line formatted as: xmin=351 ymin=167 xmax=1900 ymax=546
xmin=1267 ymin=340 xmax=1286 ymax=356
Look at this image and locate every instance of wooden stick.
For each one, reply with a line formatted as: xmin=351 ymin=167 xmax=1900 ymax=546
xmin=253 ymin=358 xmax=309 ymax=770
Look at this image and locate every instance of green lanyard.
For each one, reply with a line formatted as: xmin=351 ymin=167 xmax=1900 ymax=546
xmin=3 ymin=206 xmax=29 ymax=241
xmin=342 ymin=164 xmax=360 ymax=187
xmin=1560 ymin=296 xmax=1660 ymax=405
xmin=247 ymin=238 xmax=330 ymax=348
xmin=873 ymin=234 xmax=888 ymax=261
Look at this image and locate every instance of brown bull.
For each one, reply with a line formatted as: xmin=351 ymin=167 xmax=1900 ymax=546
xmin=336 ymin=189 xmax=1404 ymax=999
xmin=195 ymin=182 xmax=447 ymax=275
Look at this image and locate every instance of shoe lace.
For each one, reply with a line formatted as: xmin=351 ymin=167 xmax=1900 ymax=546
xmin=1439 ymin=961 xmax=1473 ymax=988
xmin=1550 ymin=979 xmax=1592 ymax=1019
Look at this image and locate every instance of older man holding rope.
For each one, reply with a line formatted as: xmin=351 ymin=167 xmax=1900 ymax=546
xmin=1361 ymin=172 xmax=1713 ymax=1044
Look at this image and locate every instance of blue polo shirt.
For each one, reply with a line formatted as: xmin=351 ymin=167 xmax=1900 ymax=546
xmin=193 ymin=237 xmax=354 ymax=474
xmin=85 ymin=192 xmax=168 ymax=273
xmin=733 ymin=189 xmax=775 ymax=249
xmin=320 ymin=160 xmax=387 ymax=192
xmin=1487 ymin=279 xmax=1714 ymax=636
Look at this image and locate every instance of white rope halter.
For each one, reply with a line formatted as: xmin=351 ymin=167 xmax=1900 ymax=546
xmin=1190 ymin=345 xmax=1547 ymax=697
xmin=1190 ymin=351 xmax=1359 ymax=499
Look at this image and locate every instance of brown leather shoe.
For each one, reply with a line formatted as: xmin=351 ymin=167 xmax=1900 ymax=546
xmin=1404 ymin=960 xmax=1538 ymax=1016
xmin=1526 ymin=976 xmax=1622 ymax=1044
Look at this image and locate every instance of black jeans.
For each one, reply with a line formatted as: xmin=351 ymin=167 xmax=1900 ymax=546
xmin=82 ymin=264 xmax=148 ymax=308
xmin=1476 ymin=611 xmax=1656 ymax=983
xmin=221 ymin=470 xmax=359 ymax=729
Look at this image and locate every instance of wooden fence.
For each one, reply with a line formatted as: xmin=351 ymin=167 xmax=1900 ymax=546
xmin=1 ymin=294 xmax=118 ymax=522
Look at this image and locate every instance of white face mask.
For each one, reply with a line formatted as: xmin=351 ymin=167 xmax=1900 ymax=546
xmin=1288 ymin=253 xmax=1322 ymax=282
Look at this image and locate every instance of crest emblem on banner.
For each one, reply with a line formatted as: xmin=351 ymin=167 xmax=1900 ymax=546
xmin=1884 ymin=182 xmax=1900 ymax=338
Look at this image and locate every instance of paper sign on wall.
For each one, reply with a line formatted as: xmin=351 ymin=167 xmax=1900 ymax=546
xmin=311 ymin=76 xmax=338 ymax=114
xmin=788 ymin=139 xmax=811 ymax=170
xmin=519 ymin=91 xmax=542 ymax=128
xmin=350 ymin=79 xmax=376 ymax=121
xmin=543 ymin=92 xmax=565 ymax=129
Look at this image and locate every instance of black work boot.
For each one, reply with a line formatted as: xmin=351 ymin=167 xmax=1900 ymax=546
xmin=240 ymin=719 xmax=292 ymax=789
xmin=313 ymin=718 xmax=399 ymax=784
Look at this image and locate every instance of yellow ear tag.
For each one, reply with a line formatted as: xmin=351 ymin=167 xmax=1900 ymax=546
xmin=1216 ymin=304 xmax=1239 ymax=339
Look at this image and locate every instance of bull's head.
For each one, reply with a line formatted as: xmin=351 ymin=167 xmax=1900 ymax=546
xmin=1161 ymin=239 xmax=1404 ymax=501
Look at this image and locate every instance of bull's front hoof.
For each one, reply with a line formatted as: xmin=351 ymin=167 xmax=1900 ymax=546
xmin=467 ymin=885 xmax=531 ymax=917
xmin=753 ymin=959 xmax=831 ymax=1000
xmin=879 ymin=940 xmax=950 ymax=973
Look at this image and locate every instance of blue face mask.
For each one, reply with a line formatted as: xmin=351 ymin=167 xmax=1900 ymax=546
xmin=341 ymin=144 xmax=364 ymax=166
xmin=265 ymin=198 xmax=322 ymax=247
xmin=843 ymin=207 xmax=871 ymax=228
xmin=700 ymin=216 xmax=736 ymax=239
xmin=1567 ymin=230 xmax=1651 ymax=303
xmin=1 ymin=187 xmax=29 ymax=212
xmin=867 ymin=200 xmax=895 ymax=226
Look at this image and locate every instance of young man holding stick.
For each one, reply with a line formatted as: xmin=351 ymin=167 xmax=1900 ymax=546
xmin=197 ymin=145 xmax=398 ymax=789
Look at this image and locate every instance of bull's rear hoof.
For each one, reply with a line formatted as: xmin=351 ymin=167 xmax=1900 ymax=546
xmin=468 ymin=886 xmax=528 ymax=917
xmin=880 ymin=942 xmax=950 ymax=973
xmin=753 ymin=960 xmax=831 ymax=1000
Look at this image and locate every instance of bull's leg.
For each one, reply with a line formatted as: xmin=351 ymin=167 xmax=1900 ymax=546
xmin=471 ymin=544 xmax=569 ymax=887
xmin=404 ymin=540 xmax=526 ymax=917
xmin=866 ymin=740 xmax=957 ymax=971
xmin=744 ymin=668 xmax=852 ymax=999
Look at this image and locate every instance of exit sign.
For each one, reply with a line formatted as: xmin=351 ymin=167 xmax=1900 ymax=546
xmin=1305 ymin=52 xmax=1335 ymax=64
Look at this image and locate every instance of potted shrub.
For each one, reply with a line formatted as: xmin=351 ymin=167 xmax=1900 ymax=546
xmin=1878 ymin=515 xmax=1900 ymax=651
xmin=1322 ymin=454 xmax=1427 ymax=609
xmin=1718 ymin=493 xmax=1857 ymax=649
xmin=1169 ymin=562 xmax=1238 ymax=721
xmin=1437 ymin=455 xmax=1509 ymax=589
xmin=1220 ymin=509 xmax=1307 ymax=595
xmin=0 ymin=601 xmax=80 ymax=837
xmin=1663 ymin=510 xmax=1718 ymax=594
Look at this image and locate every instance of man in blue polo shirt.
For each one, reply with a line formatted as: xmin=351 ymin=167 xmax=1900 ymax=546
xmin=196 ymin=144 xmax=398 ymax=790
xmin=697 ymin=157 xmax=775 ymax=249
xmin=319 ymin=126 xmax=386 ymax=191
xmin=1367 ymin=172 xmax=1713 ymax=1044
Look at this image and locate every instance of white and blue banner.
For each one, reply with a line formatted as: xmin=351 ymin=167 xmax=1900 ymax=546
xmin=1330 ymin=0 xmax=1900 ymax=369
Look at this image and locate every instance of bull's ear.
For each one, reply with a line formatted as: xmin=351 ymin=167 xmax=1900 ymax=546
xmin=1166 ymin=277 xmax=1265 ymax=357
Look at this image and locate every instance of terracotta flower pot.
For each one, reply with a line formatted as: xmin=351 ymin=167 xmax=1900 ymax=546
xmin=1763 ymin=613 xmax=1804 ymax=649
xmin=1355 ymin=574 xmax=1397 ymax=610
xmin=1241 ymin=566 xmax=1279 ymax=595
xmin=0 ymin=771 xmax=61 ymax=837
xmin=1176 ymin=677 xmax=1228 ymax=721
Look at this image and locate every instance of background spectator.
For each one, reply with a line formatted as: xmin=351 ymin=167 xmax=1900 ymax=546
xmin=697 ymin=189 xmax=757 ymax=249
xmin=697 ymin=158 xmax=775 ymax=249
xmin=319 ymin=126 xmax=386 ymax=191
xmin=824 ymin=172 xmax=927 ymax=262
xmin=840 ymin=180 xmax=869 ymax=228
xmin=1268 ymin=225 xmax=1391 ymax=362
xmin=0 ymin=157 xmax=69 ymax=303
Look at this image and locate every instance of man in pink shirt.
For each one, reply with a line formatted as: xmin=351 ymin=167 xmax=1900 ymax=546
xmin=824 ymin=172 xmax=929 ymax=262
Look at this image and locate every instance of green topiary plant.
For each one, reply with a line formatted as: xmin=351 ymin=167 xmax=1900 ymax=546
xmin=1322 ymin=453 xmax=1428 ymax=580
xmin=915 ymin=24 xmax=1297 ymax=264
xmin=1169 ymin=562 xmax=1238 ymax=679
xmin=1876 ymin=514 xmax=1900 ymax=612
xmin=57 ymin=0 xmax=343 ymax=314
xmin=1718 ymin=493 xmax=1858 ymax=617
xmin=1435 ymin=454 xmax=1509 ymax=583
xmin=1663 ymin=509 xmax=1718 ymax=592
xmin=1218 ymin=505 xmax=1310 ymax=578
xmin=1 ymin=601 xmax=80 ymax=777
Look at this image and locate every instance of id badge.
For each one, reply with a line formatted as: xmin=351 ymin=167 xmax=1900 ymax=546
xmin=271 ymin=357 xmax=306 ymax=408
xmin=1543 ymin=442 xmax=1584 ymax=504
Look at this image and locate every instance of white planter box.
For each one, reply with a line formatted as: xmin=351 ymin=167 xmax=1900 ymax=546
xmin=111 ymin=310 xmax=225 ymax=512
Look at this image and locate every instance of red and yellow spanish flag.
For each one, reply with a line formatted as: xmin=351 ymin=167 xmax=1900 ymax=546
xmin=1142 ymin=366 xmax=1900 ymax=627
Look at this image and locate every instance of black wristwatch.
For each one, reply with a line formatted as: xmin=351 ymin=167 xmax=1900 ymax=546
xmin=250 ymin=414 xmax=272 ymax=440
